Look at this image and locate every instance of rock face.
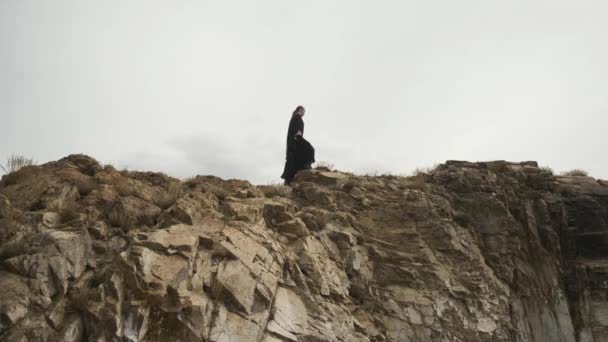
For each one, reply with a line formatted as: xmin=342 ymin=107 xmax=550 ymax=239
xmin=1 ymin=155 xmax=607 ymax=341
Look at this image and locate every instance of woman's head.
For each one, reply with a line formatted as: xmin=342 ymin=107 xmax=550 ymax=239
xmin=293 ymin=105 xmax=305 ymax=117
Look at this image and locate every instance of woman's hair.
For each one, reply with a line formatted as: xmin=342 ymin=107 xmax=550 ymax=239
xmin=293 ymin=105 xmax=304 ymax=116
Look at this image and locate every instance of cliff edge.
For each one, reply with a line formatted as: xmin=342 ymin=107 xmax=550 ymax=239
xmin=1 ymin=155 xmax=607 ymax=341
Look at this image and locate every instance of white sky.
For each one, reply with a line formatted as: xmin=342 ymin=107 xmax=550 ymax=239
xmin=1 ymin=0 xmax=607 ymax=183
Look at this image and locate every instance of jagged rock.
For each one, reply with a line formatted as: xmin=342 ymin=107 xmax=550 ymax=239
xmin=46 ymin=296 xmax=67 ymax=329
xmin=119 ymin=245 xmax=191 ymax=302
xmin=263 ymin=199 xmax=297 ymax=226
xmin=277 ymin=218 xmax=311 ymax=237
xmin=556 ymin=176 xmax=608 ymax=196
xmin=209 ymin=305 xmax=263 ymax=342
xmin=171 ymin=191 xmax=219 ymax=224
xmin=122 ymin=303 xmax=150 ymax=341
xmin=0 ymin=271 xmax=30 ymax=329
xmin=108 ymin=195 xmax=162 ymax=228
xmin=216 ymin=259 xmax=257 ymax=314
xmin=295 ymin=182 xmax=336 ymax=206
xmin=135 ymin=223 xmax=201 ymax=256
xmin=2 ymin=155 xmax=608 ymax=341
xmin=295 ymin=236 xmax=350 ymax=298
xmin=297 ymin=207 xmax=351 ymax=230
xmin=0 ymin=194 xmax=10 ymax=218
xmin=42 ymin=212 xmax=61 ymax=227
xmin=57 ymin=154 xmax=103 ymax=176
xmin=219 ymin=225 xmax=283 ymax=305
xmin=88 ymin=220 xmax=109 ymax=240
xmin=55 ymin=315 xmax=84 ymax=342
xmin=298 ymin=212 xmax=320 ymax=231
xmin=221 ymin=198 xmax=264 ymax=222
xmin=295 ymin=170 xmax=349 ymax=187
xmin=327 ymin=228 xmax=358 ymax=249
xmin=266 ymin=287 xmax=308 ymax=341
xmin=1 ymin=229 xmax=93 ymax=300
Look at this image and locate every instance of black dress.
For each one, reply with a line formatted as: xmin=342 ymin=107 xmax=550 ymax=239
xmin=281 ymin=115 xmax=315 ymax=184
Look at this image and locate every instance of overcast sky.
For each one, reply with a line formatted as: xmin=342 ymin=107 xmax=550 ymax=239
xmin=1 ymin=0 xmax=607 ymax=183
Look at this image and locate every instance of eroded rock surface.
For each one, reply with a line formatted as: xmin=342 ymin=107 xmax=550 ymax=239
xmin=0 ymin=155 xmax=607 ymax=341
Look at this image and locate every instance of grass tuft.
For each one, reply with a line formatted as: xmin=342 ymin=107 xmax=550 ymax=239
xmin=75 ymin=177 xmax=97 ymax=196
xmin=315 ymin=161 xmax=335 ymax=170
xmin=114 ymin=180 xmax=135 ymax=197
xmin=210 ymin=274 xmax=224 ymax=300
xmin=108 ymin=207 xmax=135 ymax=230
xmin=561 ymin=169 xmax=589 ymax=177
xmin=411 ymin=164 xmax=439 ymax=176
xmin=47 ymin=185 xmax=80 ymax=223
xmin=1 ymin=154 xmax=36 ymax=174
xmin=48 ymin=186 xmax=75 ymax=211
xmin=259 ymin=182 xmax=291 ymax=198
xmin=207 ymin=184 xmax=230 ymax=200
xmin=59 ymin=202 xmax=81 ymax=223
xmin=540 ymin=166 xmax=554 ymax=175
xmin=155 ymin=182 xmax=183 ymax=209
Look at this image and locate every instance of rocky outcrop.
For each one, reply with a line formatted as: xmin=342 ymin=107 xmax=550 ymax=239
xmin=0 ymin=155 xmax=607 ymax=341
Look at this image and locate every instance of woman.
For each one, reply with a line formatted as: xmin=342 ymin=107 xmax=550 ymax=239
xmin=281 ymin=106 xmax=315 ymax=185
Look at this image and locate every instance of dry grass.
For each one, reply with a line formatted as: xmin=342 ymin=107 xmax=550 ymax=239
xmin=404 ymin=174 xmax=428 ymax=190
xmin=1 ymin=165 xmax=42 ymax=186
xmin=48 ymin=186 xmax=75 ymax=211
xmin=74 ymin=177 xmax=97 ymax=196
xmin=210 ymin=274 xmax=224 ymax=300
xmin=561 ymin=169 xmax=589 ymax=177
xmin=108 ymin=208 xmax=135 ymax=230
xmin=358 ymin=171 xmax=404 ymax=178
xmin=207 ymin=184 xmax=230 ymax=200
xmin=114 ymin=180 xmax=135 ymax=197
xmin=155 ymin=182 xmax=183 ymax=209
xmin=259 ymin=182 xmax=291 ymax=198
xmin=358 ymin=170 xmax=381 ymax=177
xmin=315 ymin=161 xmax=335 ymax=170
xmin=1 ymin=154 xmax=36 ymax=174
xmin=411 ymin=164 xmax=439 ymax=176
xmin=59 ymin=202 xmax=81 ymax=223
xmin=403 ymin=166 xmax=434 ymax=190
xmin=47 ymin=185 xmax=80 ymax=223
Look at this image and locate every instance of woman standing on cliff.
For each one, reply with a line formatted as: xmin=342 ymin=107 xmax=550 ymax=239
xmin=281 ymin=105 xmax=315 ymax=185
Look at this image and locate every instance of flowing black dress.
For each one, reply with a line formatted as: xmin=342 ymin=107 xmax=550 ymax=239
xmin=281 ymin=115 xmax=315 ymax=184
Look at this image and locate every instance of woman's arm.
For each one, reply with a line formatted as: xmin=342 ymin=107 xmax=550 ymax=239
xmin=295 ymin=118 xmax=304 ymax=139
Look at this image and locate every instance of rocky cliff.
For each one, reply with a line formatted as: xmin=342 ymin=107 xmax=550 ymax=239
xmin=1 ymin=155 xmax=607 ymax=342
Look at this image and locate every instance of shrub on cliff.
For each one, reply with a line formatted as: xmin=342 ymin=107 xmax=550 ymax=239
xmin=315 ymin=161 xmax=335 ymax=171
xmin=541 ymin=166 xmax=554 ymax=175
xmin=561 ymin=169 xmax=589 ymax=177
xmin=412 ymin=163 xmax=439 ymax=176
xmin=154 ymin=182 xmax=183 ymax=209
xmin=0 ymin=154 xmax=36 ymax=174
